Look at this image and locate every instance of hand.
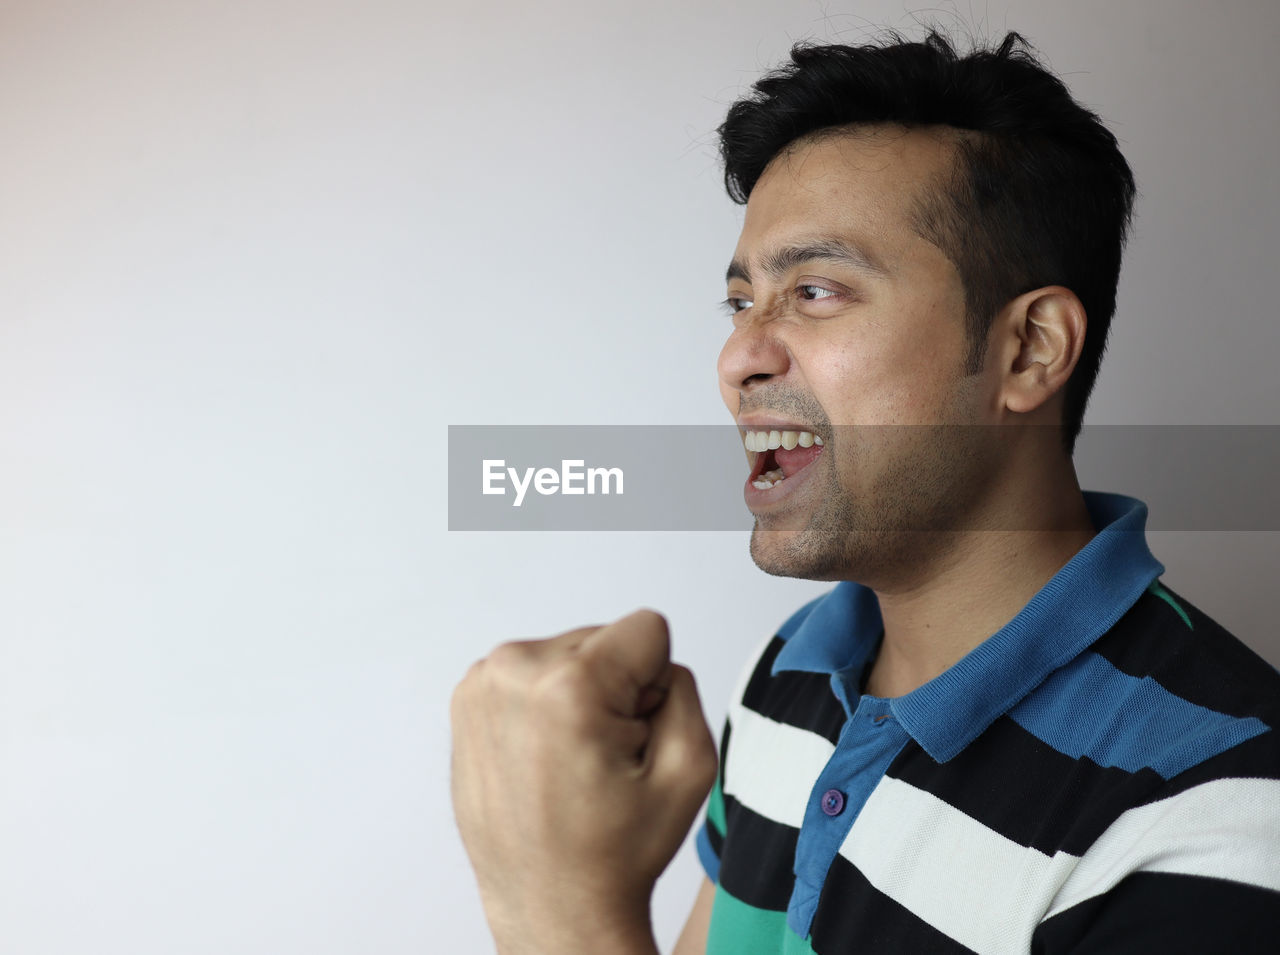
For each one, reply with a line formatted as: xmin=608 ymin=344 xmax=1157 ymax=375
xmin=450 ymin=610 xmax=717 ymax=955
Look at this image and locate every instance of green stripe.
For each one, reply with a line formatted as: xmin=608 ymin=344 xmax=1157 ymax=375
xmin=1149 ymin=580 xmax=1193 ymax=630
xmin=707 ymin=886 xmax=816 ymax=955
xmin=707 ymin=774 xmax=726 ymax=837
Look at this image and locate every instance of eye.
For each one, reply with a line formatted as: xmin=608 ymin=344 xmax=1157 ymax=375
xmin=796 ymin=284 xmax=840 ymax=302
xmin=720 ymin=296 xmax=753 ymax=315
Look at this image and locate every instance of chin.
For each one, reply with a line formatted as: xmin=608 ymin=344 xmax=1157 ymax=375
xmin=748 ymin=523 xmax=850 ymax=581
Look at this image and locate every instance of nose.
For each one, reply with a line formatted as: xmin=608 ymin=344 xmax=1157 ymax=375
xmin=717 ymin=314 xmax=791 ymax=399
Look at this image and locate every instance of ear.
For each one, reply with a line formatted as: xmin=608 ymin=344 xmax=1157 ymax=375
xmin=998 ymin=286 xmax=1087 ymax=415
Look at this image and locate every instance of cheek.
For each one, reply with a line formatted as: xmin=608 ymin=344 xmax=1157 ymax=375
xmin=808 ymin=319 xmax=967 ymax=422
xmin=807 ymin=337 xmax=927 ymax=422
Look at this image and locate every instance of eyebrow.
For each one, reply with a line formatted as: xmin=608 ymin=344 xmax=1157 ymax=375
xmin=725 ymin=237 xmax=889 ymax=285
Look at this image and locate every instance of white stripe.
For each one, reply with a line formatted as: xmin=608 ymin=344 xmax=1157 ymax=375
xmin=1046 ymin=776 xmax=1280 ymax=918
xmin=840 ymin=776 xmax=1079 ymax=954
xmin=730 ymin=632 xmax=777 ymax=708
xmin=723 ymin=701 xmax=834 ymax=830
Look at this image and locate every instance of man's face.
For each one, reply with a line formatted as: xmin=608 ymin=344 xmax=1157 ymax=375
xmin=717 ymin=125 xmax=1003 ymax=585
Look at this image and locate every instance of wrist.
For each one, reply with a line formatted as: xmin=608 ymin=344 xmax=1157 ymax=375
xmin=489 ymin=914 xmax=658 ymax=955
xmin=484 ymin=890 xmax=658 ymax=955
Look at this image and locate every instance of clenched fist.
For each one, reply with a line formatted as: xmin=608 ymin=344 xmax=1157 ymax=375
xmin=450 ymin=610 xmax=718 ymax=955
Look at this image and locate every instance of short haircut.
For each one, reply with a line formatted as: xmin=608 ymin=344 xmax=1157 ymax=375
xmin=718 ymin=31 xmax=1137 ymax=452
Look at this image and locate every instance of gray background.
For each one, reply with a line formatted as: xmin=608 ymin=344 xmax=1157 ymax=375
xmin=2 ymin=1 xmax=1277 ymax=952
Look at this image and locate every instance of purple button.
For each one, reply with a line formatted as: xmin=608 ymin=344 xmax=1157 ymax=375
xmin=820 ymin=789 xmax=845 ymax=816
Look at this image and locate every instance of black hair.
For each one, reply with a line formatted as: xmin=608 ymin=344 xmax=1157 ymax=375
xmin=718 ymin=31 xmax=1136 ymax=452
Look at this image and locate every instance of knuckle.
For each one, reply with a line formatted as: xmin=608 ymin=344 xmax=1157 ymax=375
xmin=462 ymin=658 xmax=487 ymax=685
xmin=449 ymin=659 xmax=485 ymax=718
xmin=484 ymin=639 xmax=532 ymax=673
xmin=670 ymin=736 xmax=718 ymax=795
xmin=534 ymin=656 xmax=595 ymax=705
xmin=554 ymin=624 xmax=602 ymax=645
xmin=530 ymin=660 xmax=607 ymax=734
xmin=694 ymin=736 xmax=719 ymax=785
xmin=674 ymin=725 xmax=717 ymax=766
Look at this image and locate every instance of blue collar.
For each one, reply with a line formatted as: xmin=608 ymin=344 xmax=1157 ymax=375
xmin=771 ymin=491 xmax=1165 ymax=762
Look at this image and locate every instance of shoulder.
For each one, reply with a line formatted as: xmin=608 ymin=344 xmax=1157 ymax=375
xmin=1091 ymin=581 xmax=1280 ymax=731
xmin=1003 ymin=579 xmax=1280 ymax=850
xmin=1101 ymin=582 xmax=1280 ymax=838
xmin=1017 ymin=582 xmax=1280 ymax=765
xmin=1029 ymin=585 xmax=1280 ymax=947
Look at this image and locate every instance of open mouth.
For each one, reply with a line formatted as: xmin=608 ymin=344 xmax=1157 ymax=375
xmin=744 ymin=429 xmax=824 ymax=489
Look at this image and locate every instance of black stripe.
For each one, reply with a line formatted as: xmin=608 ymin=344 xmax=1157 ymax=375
xmin=742 ymin=635 xmax=786 ymax=696
xmin=705 ymin=818 xmax=724 ymax=857
xmin=1031 ymin=871 xmax=1280 ymax=953
xmin=705 ymin=717 xmax=729 ymax=856
xmin=887 ymin=718 xmax=1165 ymax=857
xmin=717 ymin=792 xmax=798 ymax=912
xmin=1091 ymin=589 xmax=1280 ymax=723
xmin=741 ymin=638 xmax=847 ymax=745
xmin=808 ymin=855 xmax=976 ymax=954
xmin=717 ymin=718 xmax=731 ymax=796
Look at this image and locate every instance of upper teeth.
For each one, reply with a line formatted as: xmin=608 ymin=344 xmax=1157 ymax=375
xmin=743 ymin=430 xmax=823 ymax=452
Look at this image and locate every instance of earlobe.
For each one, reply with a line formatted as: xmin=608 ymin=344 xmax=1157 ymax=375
xmin=1001 ymin=287 xmax=1086 ymax=415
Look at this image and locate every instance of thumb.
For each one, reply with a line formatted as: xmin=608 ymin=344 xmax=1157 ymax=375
xmin=578 ymin=609 xmax=672 ymax=715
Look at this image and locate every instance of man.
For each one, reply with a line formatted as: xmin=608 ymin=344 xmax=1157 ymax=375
xmin=450 ymin=30 xmax=1280 ymax=953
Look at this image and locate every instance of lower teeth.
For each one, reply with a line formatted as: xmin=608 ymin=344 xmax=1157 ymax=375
xmin=752 ymin=468 xmax=786 ymax=489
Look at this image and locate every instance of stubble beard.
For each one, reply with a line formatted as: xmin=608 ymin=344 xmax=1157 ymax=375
xmin=748 ymin=423 xmax=989 ymax=585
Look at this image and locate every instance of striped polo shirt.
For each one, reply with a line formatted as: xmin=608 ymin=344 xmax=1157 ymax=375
xmin=696 ymin=491 xmax=1280 ymax=953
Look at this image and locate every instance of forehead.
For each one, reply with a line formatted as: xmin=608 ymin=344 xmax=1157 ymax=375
xmin=735 ymin=125 xmax=960 ymax=264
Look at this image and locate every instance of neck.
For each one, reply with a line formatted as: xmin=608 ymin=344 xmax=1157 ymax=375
xmin=862 ymin=461 xmax=1097 ymax=699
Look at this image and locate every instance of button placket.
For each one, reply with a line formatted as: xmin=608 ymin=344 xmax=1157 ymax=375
xmin=787 ymin=697 xmax=911 ymax=940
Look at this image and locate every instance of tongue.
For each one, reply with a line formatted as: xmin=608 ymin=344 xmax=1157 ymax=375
xmin=774 ymin=444 xmax=823 ymax=477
